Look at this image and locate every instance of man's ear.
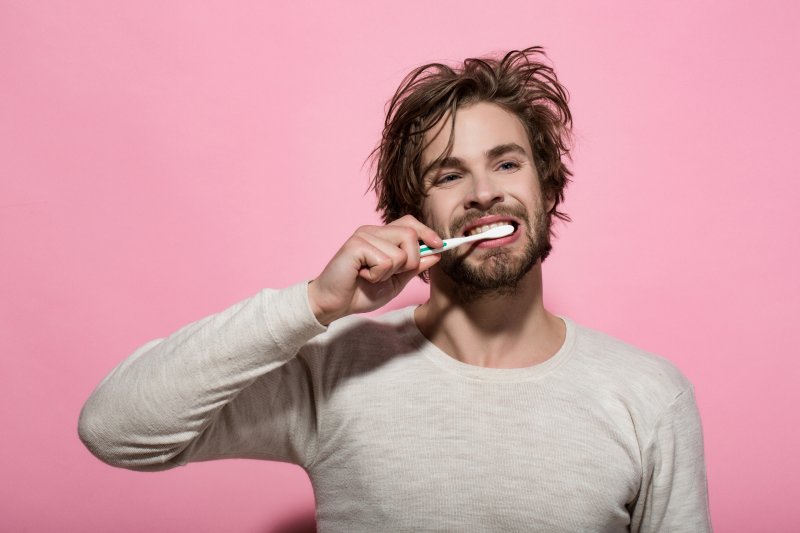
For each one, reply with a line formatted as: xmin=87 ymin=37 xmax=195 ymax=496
xmin=544 ymin=192 xmax=556 ymax=214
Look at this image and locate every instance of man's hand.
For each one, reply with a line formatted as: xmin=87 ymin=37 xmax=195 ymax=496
xmin=307 ymin=215 xmax=443 ymax=325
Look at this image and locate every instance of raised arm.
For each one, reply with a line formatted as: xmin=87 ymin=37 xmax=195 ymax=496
xmin=77 ymin=283 xmax=326 ymax=470
xmin=78 ymin=216 xmax=442 ymax=471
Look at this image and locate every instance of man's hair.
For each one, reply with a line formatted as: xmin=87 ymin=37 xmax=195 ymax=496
xmin=370 ymin=46 xmax=573 ymax=228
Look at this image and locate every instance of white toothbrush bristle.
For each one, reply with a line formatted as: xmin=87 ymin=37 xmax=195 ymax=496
xmin=484 ymin=224 xmax=514 ymax=238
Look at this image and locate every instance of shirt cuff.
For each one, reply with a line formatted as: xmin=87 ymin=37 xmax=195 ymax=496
xmin=260 ymin=281 xmax=328 ymax=359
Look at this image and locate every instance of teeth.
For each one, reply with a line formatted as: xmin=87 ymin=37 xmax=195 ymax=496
xmin=466 ymin=222 xmax=512 ymax=236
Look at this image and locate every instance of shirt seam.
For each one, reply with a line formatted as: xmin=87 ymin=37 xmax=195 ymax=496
xmin=639 ymin=385 xmax=694 ymax=456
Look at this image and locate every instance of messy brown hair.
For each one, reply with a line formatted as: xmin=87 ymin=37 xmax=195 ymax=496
xmin=370 ymin=46 xmax=573 ymax=227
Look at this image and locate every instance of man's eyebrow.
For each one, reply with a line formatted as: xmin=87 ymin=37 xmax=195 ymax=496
xmin=431 ymin=156 xmax=466 ymax=172
xmin=486 ymin=143 xmax=529 ymax=159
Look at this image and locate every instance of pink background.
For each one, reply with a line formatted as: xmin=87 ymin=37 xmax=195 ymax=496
xmin=2 ymin=1 xmax=799 ymax=531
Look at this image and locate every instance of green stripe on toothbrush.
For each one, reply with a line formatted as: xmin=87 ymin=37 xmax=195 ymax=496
xmin=419 ymin=243 xmax=447 ymax=253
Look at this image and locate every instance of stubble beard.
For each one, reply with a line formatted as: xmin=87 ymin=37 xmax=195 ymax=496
xmin=429 ymin=205 xmax=552 ymax=303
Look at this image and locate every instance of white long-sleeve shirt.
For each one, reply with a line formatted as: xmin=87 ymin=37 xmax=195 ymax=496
xmin=79 ymin=282 xmax=712 ymax=532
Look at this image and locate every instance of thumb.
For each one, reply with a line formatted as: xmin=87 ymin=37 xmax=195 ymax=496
xmin=392 ymin=254 xmax=441 ymax=288
xmin=417 ymin=253 xmax=441 ymax=274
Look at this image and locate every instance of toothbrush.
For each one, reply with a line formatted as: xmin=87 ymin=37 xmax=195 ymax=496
xmin=419 ymin=224 xmax=515 ymax=257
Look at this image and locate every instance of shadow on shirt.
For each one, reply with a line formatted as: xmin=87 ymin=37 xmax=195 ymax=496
xmin=266 ymin=508 xmax=316 ymax=533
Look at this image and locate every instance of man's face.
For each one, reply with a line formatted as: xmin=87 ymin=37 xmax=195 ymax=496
xmin=420 ymin=102 xmax=553 ymax=297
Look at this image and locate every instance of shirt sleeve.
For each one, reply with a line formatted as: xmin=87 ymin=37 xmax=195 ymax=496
xmin=631 ymin=386 xmax=713 ymax=532
xmin=77 ymin=281 xmax=327 ymax=471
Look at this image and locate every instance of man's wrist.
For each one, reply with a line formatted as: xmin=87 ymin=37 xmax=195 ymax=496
xmin=307 ymin=280 xmax=340 ymax=326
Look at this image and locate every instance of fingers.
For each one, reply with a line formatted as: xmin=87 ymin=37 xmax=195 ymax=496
xmin=388 ymin=215 xmax=443 ymax=250
xmin=354 ymin=218 xmax=441 ymax=281
xmin=357 ymin=228 xmax=416 ymax=276
xmin=351 ymin=233 xmax=409 ymax=283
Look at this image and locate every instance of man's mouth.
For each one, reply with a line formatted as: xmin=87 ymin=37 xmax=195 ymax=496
xmin=461 ymin=218 xmax=519 ymax=237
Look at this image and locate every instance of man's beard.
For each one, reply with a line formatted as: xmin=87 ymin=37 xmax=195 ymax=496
xmin=428 ymin=204 xmax=552 ymax=302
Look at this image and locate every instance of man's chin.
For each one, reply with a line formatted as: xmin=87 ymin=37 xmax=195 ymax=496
xmin=440 ymin=250 xmax=537 ymax=292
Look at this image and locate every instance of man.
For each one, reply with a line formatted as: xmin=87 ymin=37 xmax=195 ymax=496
xmin=79 ymin=47 xmax=712 ymax=532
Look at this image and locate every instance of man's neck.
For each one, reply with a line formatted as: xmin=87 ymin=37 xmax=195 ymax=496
xmin=414 ymin=263 xmax=566 ymax=369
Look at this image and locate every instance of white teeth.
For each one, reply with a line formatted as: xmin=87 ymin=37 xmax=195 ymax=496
xmin=466 ymin=222 xmax=511 ymax=236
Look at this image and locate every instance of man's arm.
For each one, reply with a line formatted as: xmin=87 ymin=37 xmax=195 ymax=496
xmin=78 ymin=216 xmax=442 ymax=471
xmin=630 ymin=387 xmax=713 ymax=532
xmin=77 ymin=283 xmax=327 ymax=470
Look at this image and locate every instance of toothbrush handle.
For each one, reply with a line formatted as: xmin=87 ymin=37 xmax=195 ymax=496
xmin=418 ymin=225 xmax=511 ymax=256
xmin=419 ymin=241 xmax=453 ymax=257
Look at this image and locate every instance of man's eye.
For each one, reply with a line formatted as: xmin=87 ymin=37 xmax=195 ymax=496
xmin=436 ymin=174 xmax=460 ymax=185
xmin=498 ymin=161 xmax=519 ymax=171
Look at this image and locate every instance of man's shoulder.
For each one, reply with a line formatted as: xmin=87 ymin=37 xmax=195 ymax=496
xmin=326 ymin=305 xmax=415 ymax=337
xmin=295 ymin=305 xmax=423 ymax=389
xmin=304 ymin=305 xmax=418 ymax=356
xmin=566 ymin=317 xmax=693 ymax=402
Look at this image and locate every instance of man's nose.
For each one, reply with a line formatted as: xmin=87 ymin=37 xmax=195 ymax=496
xmin=464 ymin=173 xmax=504 ymax=210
